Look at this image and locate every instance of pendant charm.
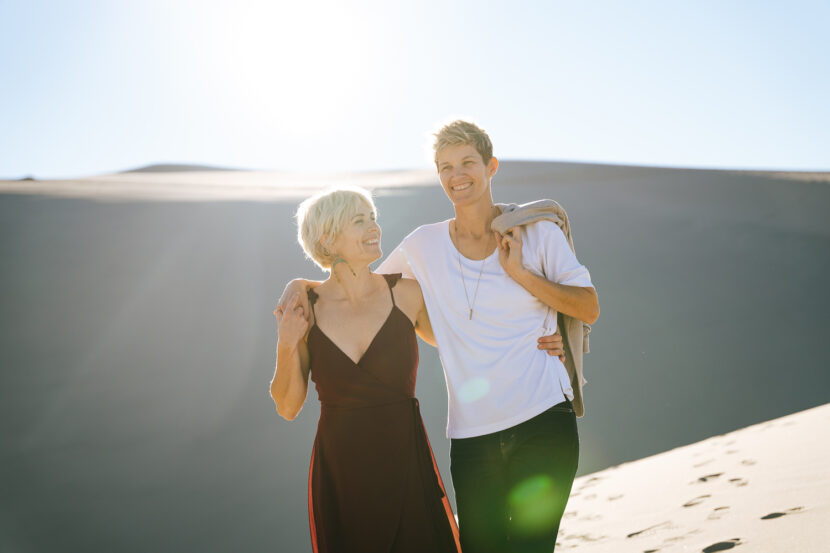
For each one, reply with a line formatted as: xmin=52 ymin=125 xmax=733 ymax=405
xmin=469 ymin=309 xmax=473 ymax=320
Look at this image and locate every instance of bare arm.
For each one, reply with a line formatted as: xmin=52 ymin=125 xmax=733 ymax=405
xmin=512 ymin=272 xmax=598 ymax=324
xmin=496 ymin=229 xmax=600 ymax=325
xmin=414 ymin=301 xmax=437 ymax=347
xmin=270 ymin=294 xmax=312 ymax=420
xmin=396 ymin=278 xmax=437 ymax=347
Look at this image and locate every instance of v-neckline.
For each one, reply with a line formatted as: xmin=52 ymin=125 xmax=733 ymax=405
xmin=311 ymin=305 xmax=405 ymax=366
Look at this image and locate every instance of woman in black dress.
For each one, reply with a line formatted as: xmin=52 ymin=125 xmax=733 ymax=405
xmin=269 ymin=187 xmax=461 ymax=553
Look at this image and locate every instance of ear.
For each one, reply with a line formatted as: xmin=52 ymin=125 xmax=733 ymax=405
xmin=319 ymin=234 xmax=333 ymax=255
xmin=488 ymin=156 xmax=499 ymax=177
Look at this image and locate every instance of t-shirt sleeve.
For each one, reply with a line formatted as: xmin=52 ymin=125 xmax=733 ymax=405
xmin=376 ymin=239 xmax=415 ymax=279
xmin=533 ymin=221 xmax=593 ymax=288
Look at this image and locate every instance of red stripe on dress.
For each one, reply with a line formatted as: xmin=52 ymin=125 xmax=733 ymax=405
xmin=308 ymin=443 xmax=319 ymax=553
xmin=422 ymin=424 xmax=463 ymax=551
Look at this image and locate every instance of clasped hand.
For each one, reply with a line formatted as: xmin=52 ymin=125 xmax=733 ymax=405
xmin=274 ymin=293 xmax=308 ymax=348
xmin=494 ymin=227 xmax=524 ymax=279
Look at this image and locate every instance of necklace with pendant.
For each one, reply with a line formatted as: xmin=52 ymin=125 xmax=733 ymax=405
xmin=454 ymin=221 xmax=488 ymax=320
xmin=458 ymin=253 xmax=486 ymax=320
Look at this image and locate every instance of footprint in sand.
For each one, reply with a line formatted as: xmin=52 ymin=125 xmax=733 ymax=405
xmin=693 ymin=459 xmax=715 ymax=468
xmin=728 ymin=477 xmax=748 ymax=487
xmin=761 ymin=506 xmax=804 ymax=520
xmin=607 ymin=494 xmax=624 ymax=501
xmin=683 ymin=494 xmax=711 ymax=507
xmin=707 ymin=506 xmax=730 ymax=521
xmin=702 ymin=538 xmax=741 ymax=552
xmin=577 ymin=476 xmax=603 ymax=491
xmin=627 ymin=521 xmax=672 ymax=538
xmin=695 ymin=473 xmax=723 ymax=483
xmin=740 ymin=459 xmax=756 ymax=466
xmin=563 ymin=532 xmax=606 ymax=542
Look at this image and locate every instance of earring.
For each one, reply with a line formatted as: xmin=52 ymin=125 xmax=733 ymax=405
xmin=331 ymin=256 xmax=357 ymax=277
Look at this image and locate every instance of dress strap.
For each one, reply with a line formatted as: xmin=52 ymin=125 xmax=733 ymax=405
xmin=307 ymin=287 xmax=319 ymax=320
xmin=382 ymin=273 xmax=402 ymax=306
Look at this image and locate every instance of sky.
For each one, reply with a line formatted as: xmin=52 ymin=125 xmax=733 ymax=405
xmin=1 ymin=0 xmax=829 ymax=179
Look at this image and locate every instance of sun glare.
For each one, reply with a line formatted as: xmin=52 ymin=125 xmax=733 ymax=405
xmin=199 ymin=1 xmax=377 ymax=136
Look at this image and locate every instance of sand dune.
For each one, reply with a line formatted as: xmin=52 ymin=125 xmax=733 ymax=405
xmin=558 ymin=403 xmax=830 ymax=552
xmin=0 ymin=167 xmax=436 ymax=201
xmin=3 ymin=161 xmax=828 ymax=202
xmin=1 ymin=161 xmax=827 ymax=551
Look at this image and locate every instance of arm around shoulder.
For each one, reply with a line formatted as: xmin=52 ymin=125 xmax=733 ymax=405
xmin=270 ymin=294 xmax=312 ymax=420
xmin=276 ymin=277 xmax=323 ymax=324
xmin=395 ymin=277 xmax=437 ymax=347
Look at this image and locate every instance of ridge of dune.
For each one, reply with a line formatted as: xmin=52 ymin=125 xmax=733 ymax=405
xmin=0 ymin=167 xmax=436 ymax=201
xmin=557 ymin=403 xmax=830 ymax=552
xmin=1 ymin=162 xmax=827 ymax=202
xmin=120 ymin=163 xmax=240 ymax=173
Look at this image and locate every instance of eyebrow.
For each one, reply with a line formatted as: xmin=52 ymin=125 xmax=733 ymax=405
xmin=439 ymin=156 xmax=477 ymax=167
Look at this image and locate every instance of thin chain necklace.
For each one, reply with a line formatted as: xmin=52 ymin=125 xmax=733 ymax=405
xmin=453 ymin=220 xmax=487 ymax=320
xmin=458 ymin=254 xmax=486 ymax=320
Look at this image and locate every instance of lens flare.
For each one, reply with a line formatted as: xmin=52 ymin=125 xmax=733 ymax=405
xmin=508 ymin=474 xmax=563 ymax=538
xmin=458 ymin=377 xmax=490 ymax=404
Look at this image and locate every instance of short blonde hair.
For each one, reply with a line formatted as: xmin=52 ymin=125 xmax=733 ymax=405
xmin=433 ymin=120 xmax=493 ymax=166
xmin=295 ymin=186 xmax=377 ymax=270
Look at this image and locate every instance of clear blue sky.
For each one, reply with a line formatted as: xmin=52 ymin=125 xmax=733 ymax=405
xmin=1 ymin=0 xmax=828 ymax=179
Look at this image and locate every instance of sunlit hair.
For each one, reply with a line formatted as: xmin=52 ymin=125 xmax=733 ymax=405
xmin=433 ymin=120 xmax=494 ymax=166
xmin=296 ymin=186 xmax=377 ymax=271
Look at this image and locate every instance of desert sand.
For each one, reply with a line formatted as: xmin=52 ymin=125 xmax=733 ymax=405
xmin=558 ymin=403 xmax=830 ymax=552
xmin=1 ymin=162 xmax=828 ymax=552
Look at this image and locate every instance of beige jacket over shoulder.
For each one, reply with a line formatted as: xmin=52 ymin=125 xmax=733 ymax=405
xmin=491 ymin=199 xmax=593 ymax=417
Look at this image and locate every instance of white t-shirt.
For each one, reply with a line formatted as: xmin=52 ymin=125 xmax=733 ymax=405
xmin=377 ymin=219 xmax=593 ymax=439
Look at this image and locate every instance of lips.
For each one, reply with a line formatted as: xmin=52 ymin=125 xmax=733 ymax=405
xmin=451 ymin=182 xmax=473 ymax=192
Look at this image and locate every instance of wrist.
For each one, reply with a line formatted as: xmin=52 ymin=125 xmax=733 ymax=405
xmin=510 ymin=266 xmax=533 ymax=285
xmin=277 ymin=339 xmax=298 ymax=355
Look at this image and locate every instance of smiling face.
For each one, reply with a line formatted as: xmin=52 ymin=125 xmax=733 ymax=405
xmin=436 ymin=143 xmax=499 ymax=209
xmin=326 ymin=202 xmax=382 ymax=267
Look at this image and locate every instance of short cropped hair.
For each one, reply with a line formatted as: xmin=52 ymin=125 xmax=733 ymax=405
xmin=296 ymin=186 xmax=377 ymax=271
xmin=433 ymin=120 xmax=493 ymax=166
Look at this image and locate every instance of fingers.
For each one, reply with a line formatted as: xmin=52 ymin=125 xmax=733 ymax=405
xmin=507 ymin=227 xmax=522 ymax=244
xmin=538 ymin=332 xmax=564 ymax=357
xmin=275 ymin=293 xmax=297 ymax=317
xmin=537 ymin=333 xmax=563 ymax=345
xmin=502 ymin=233 xmax=520 ymax=249
xmin=541 ymin=344 xmax=564 ymax=354
xmin=275 ymin=293 xmax=302 ymax=322
xmin=493 ymin=231 xmax=505 ymax=252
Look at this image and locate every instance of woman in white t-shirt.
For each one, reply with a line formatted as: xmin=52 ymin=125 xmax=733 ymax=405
xmin=278 ymin=121 xmax=599 ymax=553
